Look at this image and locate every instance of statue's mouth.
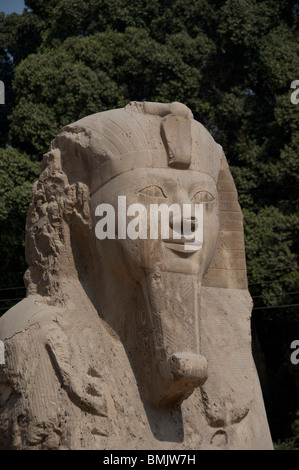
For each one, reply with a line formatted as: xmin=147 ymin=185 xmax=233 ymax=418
xmin=163 ymin=238 xmax=202 ymax=254
xmin=162 ymin=220 xmax=202 ymax=253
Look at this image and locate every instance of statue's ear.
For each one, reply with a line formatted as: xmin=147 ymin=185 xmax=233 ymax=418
xmin=202 ymin=152 xmax=248 ymax=290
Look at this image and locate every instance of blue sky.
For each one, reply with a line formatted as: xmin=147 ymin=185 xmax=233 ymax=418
xmin=0 ymin=0 xmax=25 ymax=15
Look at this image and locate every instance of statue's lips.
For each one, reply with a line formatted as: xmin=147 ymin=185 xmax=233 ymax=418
xmin=163 ymin=238 xmax=202 ymax=253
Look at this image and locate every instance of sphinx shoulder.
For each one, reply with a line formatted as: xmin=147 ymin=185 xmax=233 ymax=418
xmin=0 ymin=297 xmax=112 ymax=449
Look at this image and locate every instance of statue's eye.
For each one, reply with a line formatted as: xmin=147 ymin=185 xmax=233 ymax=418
xmin=191 ymin=190 xmax=214 ymax=203
xmin=139 ymin=185 xmax=167 ymax=198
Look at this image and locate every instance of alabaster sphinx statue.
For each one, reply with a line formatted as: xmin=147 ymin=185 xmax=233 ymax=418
xmin=0 ymin=101 xmax=273 ymax=450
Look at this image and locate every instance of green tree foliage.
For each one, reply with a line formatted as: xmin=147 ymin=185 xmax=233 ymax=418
xmin=0 ymin=148 xmax=40 ymax=311
xmin=0 ymin=0 xmax=298 ymax=444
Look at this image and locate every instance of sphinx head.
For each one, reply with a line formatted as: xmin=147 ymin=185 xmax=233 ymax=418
xmin=25 ymin=102 xmax=247 ymax=408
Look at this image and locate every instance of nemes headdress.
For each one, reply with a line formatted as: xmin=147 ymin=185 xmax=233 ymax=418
xmin=54 ymin=101 xmax=222 ymax=191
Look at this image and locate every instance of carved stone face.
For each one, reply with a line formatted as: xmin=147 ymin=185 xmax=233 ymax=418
xmin=92 ymin=167 xmax=219 ymax=280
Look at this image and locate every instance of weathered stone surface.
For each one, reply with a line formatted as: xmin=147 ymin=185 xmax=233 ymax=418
xmin=0 ymin=101 xmax=273 ymax=449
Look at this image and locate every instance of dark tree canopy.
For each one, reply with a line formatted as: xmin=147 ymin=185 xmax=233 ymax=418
xmin=0 ymin=0 xmax=298 ymax=446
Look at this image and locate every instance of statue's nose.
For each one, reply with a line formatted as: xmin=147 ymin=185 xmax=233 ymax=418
xmin=165 ymin=188 xmax=201 ymax=240
xmin=169 ymin=212 xmax=197 ymax=239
